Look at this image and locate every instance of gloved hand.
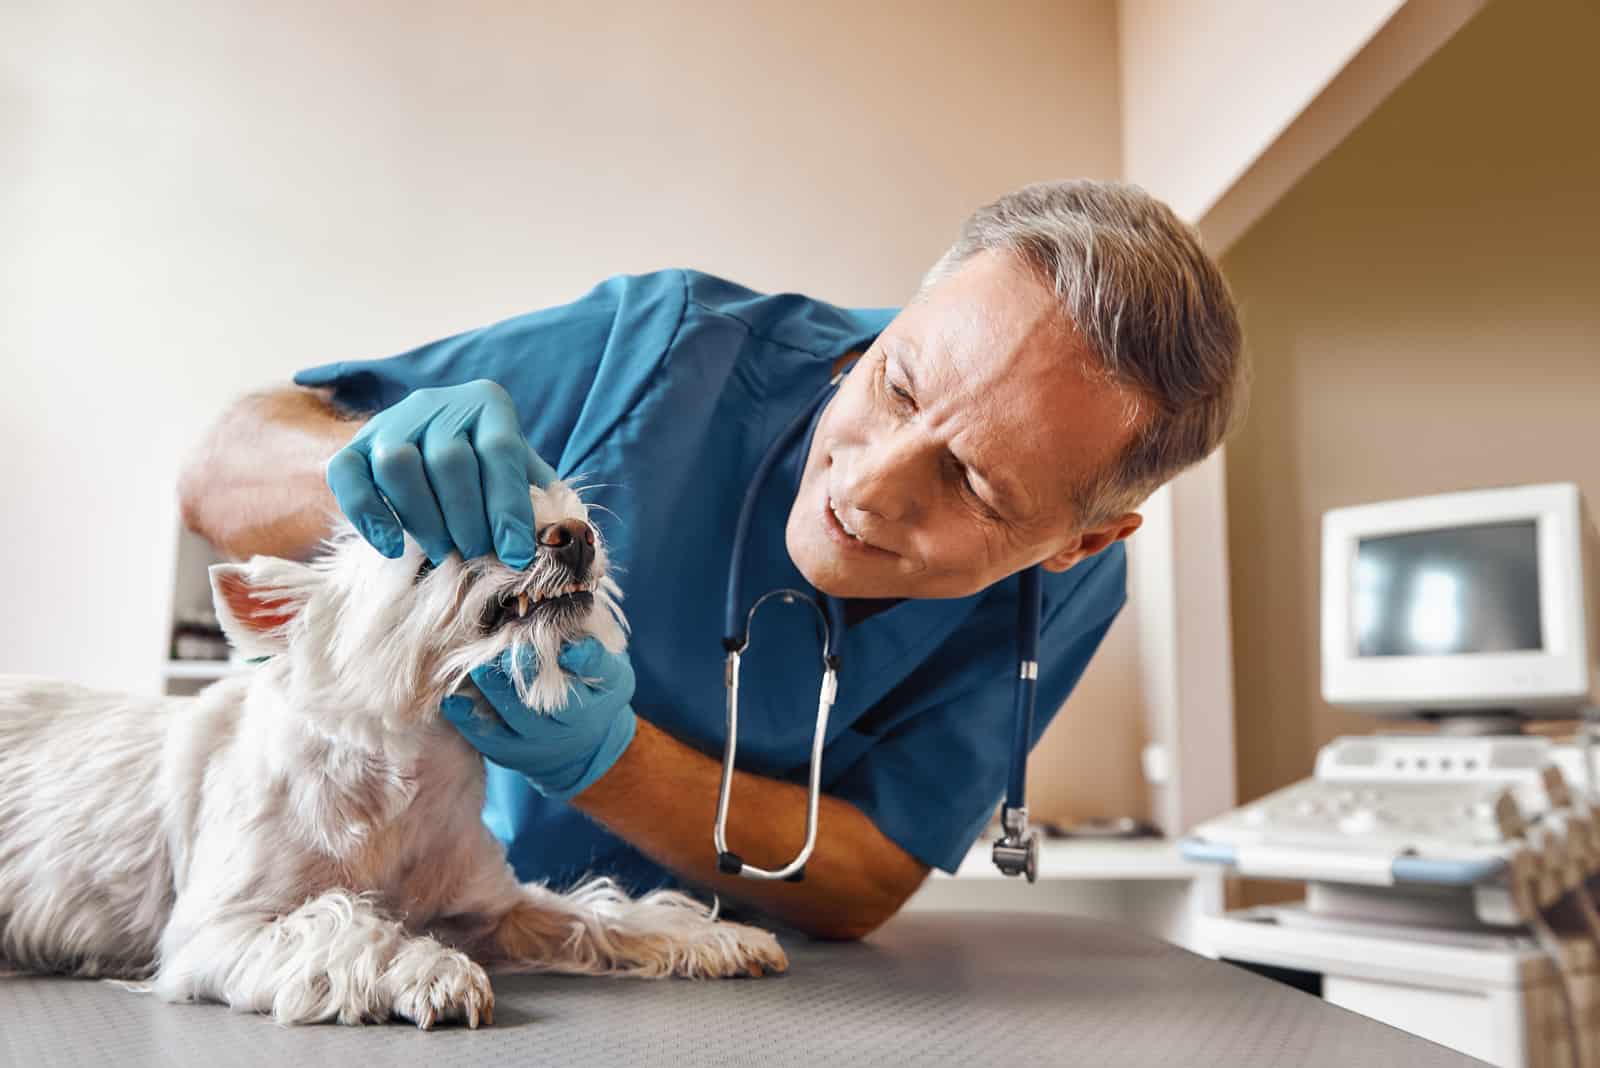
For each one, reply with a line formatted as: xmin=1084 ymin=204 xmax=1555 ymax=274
xmin=303 ymin=377 xmax=558 ymax=568
xmin=441 ymin=638 xmax=638 ymax=801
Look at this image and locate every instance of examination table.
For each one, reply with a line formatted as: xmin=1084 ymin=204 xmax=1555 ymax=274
xmin=0 ymin=912 xmax=1478 ymax=1066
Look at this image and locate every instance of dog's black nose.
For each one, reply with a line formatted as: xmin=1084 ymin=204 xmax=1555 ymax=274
xmin=538 ymin=519 xmax=595 ymax=575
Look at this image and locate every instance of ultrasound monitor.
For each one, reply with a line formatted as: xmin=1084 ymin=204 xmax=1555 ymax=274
xmin=1321 ymin=483 xmax=1600 ymax=718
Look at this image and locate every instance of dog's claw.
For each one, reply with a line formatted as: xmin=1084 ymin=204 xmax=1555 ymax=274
xmin=666 ymin=921 xmax=788 ymax=979
xmin=392 ymin=948 xmax=494 ymax=1030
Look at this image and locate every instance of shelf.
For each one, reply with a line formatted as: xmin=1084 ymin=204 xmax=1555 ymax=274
xmin=161 ymin=659 xmax=245 ymax=680
xmin=940 ymin=838 xmax=1213 ymax=882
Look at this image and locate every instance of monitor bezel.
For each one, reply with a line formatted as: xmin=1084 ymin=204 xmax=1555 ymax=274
xmin=1321 ymin=483 xmax=1591 ymax=712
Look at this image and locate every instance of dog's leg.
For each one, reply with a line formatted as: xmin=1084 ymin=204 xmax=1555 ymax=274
xmin=476 ymin=879 xmax=787 ymax=979
xmin=155 ymin=891 xmax=494 ymax=1028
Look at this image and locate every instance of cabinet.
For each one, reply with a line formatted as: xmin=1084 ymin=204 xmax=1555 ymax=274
xmin=160 ymin=527 xmax=245 ymax=697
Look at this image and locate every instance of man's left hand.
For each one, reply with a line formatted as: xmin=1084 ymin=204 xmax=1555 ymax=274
xmin=442 ymin=638 xmax=638 ymax=801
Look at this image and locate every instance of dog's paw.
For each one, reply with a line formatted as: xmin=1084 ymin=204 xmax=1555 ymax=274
xmin=389 ymin=949 xmax=495 ymax=1030
xmin=679 ymin=921 xmax=788 ymax=979
xmin=724 ymin=922 xmax=788 ymax=978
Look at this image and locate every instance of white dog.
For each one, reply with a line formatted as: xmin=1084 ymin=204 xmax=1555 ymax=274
xmin=0 ymin=478 xmax=785 ymax=1028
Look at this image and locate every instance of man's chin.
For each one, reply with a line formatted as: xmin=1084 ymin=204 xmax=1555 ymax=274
xmin=791 ymin=550 xmax=854 ymax=599
xmin=798 ymin=545 xmax=993 ymax=602
xmin=788 ymin=531 xmax=871 ymax=599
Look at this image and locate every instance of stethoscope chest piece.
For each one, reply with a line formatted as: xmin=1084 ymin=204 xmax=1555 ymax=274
xmin=991 ymin=805 xmax=1041 ymax=883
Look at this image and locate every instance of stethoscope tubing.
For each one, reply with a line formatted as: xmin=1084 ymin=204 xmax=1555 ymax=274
xmin=716 ymin=371 xmax=846 ymax=880
xmin=722 ymin=373 xmax=847 ymax=654
xmin=1006 ymin=567 xmax=1044 ymax=808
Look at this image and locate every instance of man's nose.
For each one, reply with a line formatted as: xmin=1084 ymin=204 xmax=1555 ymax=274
xmin=840 ymin=429 xmax=931 ymax=522
xmin=537 ymin=518 xmax=596 ymax=575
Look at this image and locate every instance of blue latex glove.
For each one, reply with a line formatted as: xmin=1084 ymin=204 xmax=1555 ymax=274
xmin=441 ymin=638 xmax=638 ymax=801
xmin=304 ymin=377 xmax=559 ymax=568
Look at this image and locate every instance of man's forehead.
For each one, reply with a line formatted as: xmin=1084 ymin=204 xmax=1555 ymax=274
xmin=889 ymin=280 xmax=1073 ymax=386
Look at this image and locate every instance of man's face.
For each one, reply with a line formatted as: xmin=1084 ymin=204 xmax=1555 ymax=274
xmin=786 ymin=250 xmax=1145 ymax=601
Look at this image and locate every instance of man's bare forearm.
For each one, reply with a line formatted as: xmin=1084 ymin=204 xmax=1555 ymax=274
xmin=179 ymin=387 xmax=362 ymax=560
xmin=574 ymin=717 xmax=930 ymax=941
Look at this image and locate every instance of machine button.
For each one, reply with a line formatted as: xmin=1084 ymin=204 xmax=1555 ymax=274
xmin=1338 ymin=809 xmax=1386 ymax=835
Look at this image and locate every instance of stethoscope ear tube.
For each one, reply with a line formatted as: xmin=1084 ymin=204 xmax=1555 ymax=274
xmin=715 ymin=589 xmax=842 ymax=880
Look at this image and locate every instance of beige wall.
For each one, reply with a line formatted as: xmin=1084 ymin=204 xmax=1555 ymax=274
xmin=1222 ymin=0 xmax=1600 ymax=807
xmin=1 ymin=0 xmax=1124 ymax=747
xmin=11 ymin=0 xmax=1321 ymax=831
xmin=1117 ymin=0 xmax=1406 ymax=223
xmin=1029 ymin=565 xmax=1151 ymax=824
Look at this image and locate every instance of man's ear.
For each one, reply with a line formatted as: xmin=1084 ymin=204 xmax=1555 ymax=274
xmin=1040 ymin=512 xmax=1143 ymax=573
xmin=208 ymin=558 xmax=318 ymax=659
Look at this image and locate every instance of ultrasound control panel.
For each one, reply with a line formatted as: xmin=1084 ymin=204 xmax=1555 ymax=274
xmin=1181 ymin=736 xmax=1586 ymax=887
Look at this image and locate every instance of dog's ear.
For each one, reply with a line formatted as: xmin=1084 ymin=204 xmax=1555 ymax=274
xmin=208 ymin=558 xmax=318 ymax=659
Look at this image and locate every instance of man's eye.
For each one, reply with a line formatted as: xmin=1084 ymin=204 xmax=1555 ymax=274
xmin=961 ymin=474 xmax=1002 ymax=520
xmin=876 ymin=359 xmax=915 ymax=410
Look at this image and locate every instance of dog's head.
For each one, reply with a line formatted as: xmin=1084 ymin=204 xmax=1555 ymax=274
xmin=208 ymin=478 xmax=627 ymax=732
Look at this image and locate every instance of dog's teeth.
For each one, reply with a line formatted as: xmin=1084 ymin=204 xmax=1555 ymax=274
xmin=516 ymin=592 xmax=529 ymax=617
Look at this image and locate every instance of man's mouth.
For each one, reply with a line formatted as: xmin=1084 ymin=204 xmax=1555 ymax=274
xmin=825 ymin=497 xmax=893 ymax=556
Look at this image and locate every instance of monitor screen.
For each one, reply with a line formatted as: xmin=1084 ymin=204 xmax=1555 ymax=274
xmin=1354 ymin=521 xmax=1542 ymax=657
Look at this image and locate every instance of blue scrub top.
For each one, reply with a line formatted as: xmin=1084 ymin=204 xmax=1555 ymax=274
xmin=295 ymin=269 xmax=1127 ymax=890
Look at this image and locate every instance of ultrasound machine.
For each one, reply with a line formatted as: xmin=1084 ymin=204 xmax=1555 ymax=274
xmin=1184 ymin=482 xmax=1600 ymax=1068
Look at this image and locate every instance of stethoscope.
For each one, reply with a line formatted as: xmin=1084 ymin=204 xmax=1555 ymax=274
xmin=715 ymin=364 xmax=1044 ymax=883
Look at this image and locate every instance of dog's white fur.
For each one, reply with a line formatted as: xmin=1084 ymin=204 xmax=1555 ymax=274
xmin=0 ymin=479 xmax=784 ymax=1028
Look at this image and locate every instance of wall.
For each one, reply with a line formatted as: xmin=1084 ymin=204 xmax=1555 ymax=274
xmin=1117 ymin=0 xmax=1406 ymax=225
xmin=1112 ymin=0 xmax=1486 ymax=833
xmin=1 ymin=1 xmax=1140 ymax=823
xmin=1221 ymin=0 xmax=1600 ymax=807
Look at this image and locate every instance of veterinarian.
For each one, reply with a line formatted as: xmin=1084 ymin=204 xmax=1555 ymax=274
xmin=182 ymin=180 xmax=1244 ymax=941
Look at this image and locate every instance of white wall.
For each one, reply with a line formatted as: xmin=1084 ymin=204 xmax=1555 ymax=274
xmin=1 ymin=1 xmax=1124 ymax=727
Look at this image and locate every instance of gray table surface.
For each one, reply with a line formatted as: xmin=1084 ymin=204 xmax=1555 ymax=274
xmin=0 ymin=911 xmax=1482 ymax=1067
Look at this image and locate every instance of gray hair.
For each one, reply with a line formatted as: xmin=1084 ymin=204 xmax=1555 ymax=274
xmin=920 ymin=180 xmax=1247 ymax=528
